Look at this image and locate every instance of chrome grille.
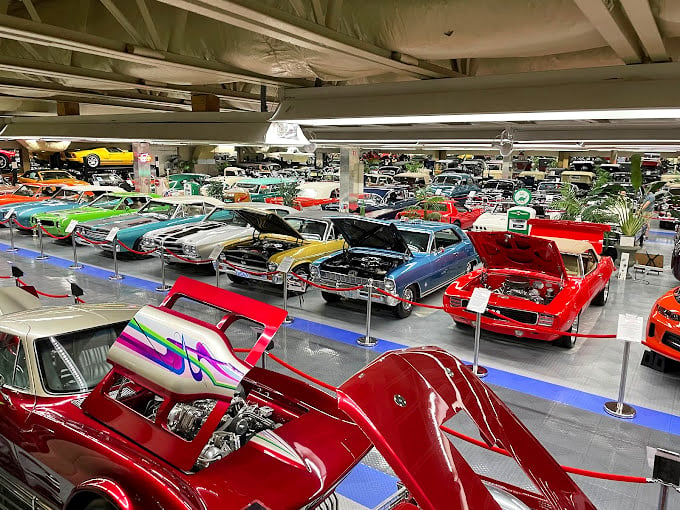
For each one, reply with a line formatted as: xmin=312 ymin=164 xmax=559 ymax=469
xmin=317 ymin=270 xmax=386 ymax=289
xmin=78 ymin=226 xmax=108 ymax=243
xmin=461 ymin=299 xmax=538 ymax=325
xmin=222 ymin=251 xmax=268 ymax=271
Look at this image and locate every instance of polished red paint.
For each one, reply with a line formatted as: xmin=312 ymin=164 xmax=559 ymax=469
xmin=395 ymin=200 xmax=483 ymax=228
xmin=644 ymin=287 xmax=680 ymax=363
xmin=529 ymin=219 xmax=611 ymax=254
xmin=444 ymin=231 xmax=614 ymax=342
xmin=338 ymin=347 xmax=597 ymax=510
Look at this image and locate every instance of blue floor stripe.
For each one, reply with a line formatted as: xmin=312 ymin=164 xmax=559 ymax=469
xmin=335 ymin=462 xmax=398 ymax=508
xmin=2 ymin=241 xmax=679 ymax=437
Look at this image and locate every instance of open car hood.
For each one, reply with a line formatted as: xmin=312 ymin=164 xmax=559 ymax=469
xmin=468 ymin=231 xmax=566 ymax=280
xmin=330 ymin=217 xmax=411 ymax=255
xmin=233 ymin=208 xmax=303 ymax=240
xmin=337 ymin=347 xmax=596 ymax=510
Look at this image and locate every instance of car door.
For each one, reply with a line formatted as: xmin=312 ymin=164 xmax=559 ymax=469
xmin=0 ymin=332 xmax=35 ymax=485
xmin=580 ymin=250 xmax=604 ymax=307
xmin=430 ymin=228 xmax=467 ymax=287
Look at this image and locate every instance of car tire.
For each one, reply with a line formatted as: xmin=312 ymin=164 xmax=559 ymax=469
xmin=593 ymin=279 xmax=610 ymax=306
xmin=227 ymin=274 xmax=247 ymax=284
xmin=85 ymin=154 xmax=101 ymax=169
xmin=0 ymin=154 xmax=9 ymax=170
xmin=393 ymin=284 xmax=417 ymax=319
xmin=321 ymin=291 xmax=341 ymax=303
xmin=555 ymin=313 xmax=579 ymax=349
xmin=84 ymin=499 xmax=117 ymax=510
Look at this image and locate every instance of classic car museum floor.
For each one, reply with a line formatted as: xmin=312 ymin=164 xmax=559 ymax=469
xmin=0 ymin=226 xmax=678 ymax=510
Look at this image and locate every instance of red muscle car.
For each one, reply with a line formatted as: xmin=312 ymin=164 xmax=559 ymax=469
xmin=0 ymin=183 xmax=61 ymax=207
xmin=444 ymin=231 xmax=614 ymax=347
xmin=396 ymin=199 xmax=484 ymax=228
xmin=0 ymin=277 xmax=597 ymax=510
xmin=643 ymin=287 xmax=680 ymax=368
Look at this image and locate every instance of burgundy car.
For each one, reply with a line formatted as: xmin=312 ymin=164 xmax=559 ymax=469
xmin=0 ymin=277 xmax=596 ymax=510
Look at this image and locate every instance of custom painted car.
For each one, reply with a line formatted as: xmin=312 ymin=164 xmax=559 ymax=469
xmin=230 ymin=177 xmax=297 ymax=202
xmin=217 ymin=210 xmax=346 ymax=292
xmin=0 ymin=184 xmax=63 ymax=209
xmin=643 ymin=287 xmax=680 ymax=369
xmin=310 ymin=218 xmax=478 ymax=318
xmin=75 ymin=196 xmax=224 ymax=253
xmin=427 ymin=172 xmax=480 ymax=198
xmin=396 ymin=200 xmax=484 ymax=228
xmin=18 ymin=170 xmax=88 ymax=186
xmin=0 ymin=278 xmax=371 ymax=510
xmin=63 ymin=147 xmax=134 ymax=168
xmin=31 ymin=192 xmax=154 ymax=237
xmin=139 ymin=202 xmax=296 ymax=265
xmin=0 ymin=185 xmax=123 ymax=227
xmin=444 ymin=231 xmax=614 ymax=347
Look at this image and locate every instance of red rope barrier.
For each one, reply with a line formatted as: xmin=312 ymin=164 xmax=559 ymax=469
xmin=0 ymin=217 xmax=12 ymax=225
xmin=219 ymin=258 xmax=278 ymax=275
xmin=39 ymin=225 xmax=71 ymax=240
xmin=290 ymin=271 xmax=365 ymax=292
xmin=13 ymin=218 xmax=33 ymax=230
xmin=375 ymin=287 xmax=446 ymax=310
xmin=75 ymin=231 xmax=109 ymax=246
xmin=163 ymin=248 xmax=214 ymax=264
xmin=266 ymin=353 xmax=338 ymax=392
xmin=75 ymin=297 xmax=86 ymax=303
xmin=0 ymin=275 xmax=11 ymax=279
xmin=16 ymin=278 xmax=70 ymax=299
xmin=116 ymin=239 xmax=158 ymax=256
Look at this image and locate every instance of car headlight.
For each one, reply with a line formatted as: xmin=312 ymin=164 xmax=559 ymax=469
xmin=657 ymin=304 xmax=680 ymax=322
xmin=267 ymin=262 xmax=278 ymax=272
xmin=384 ymin=278 xmax=396 ymax=291
xmin=183 ymin=244 xmax=198 ymax=256
xmin=674 ymin=287 xmax=680 ymax=305
xmin=310 ymin=265 xmax=320 ymax=278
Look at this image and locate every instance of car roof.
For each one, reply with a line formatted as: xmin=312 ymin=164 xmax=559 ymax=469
xmin=538 ymin=236 xmax=595 ymax=255
xmin=219 ymin=201 xmax=296 ymax=212
xmin=148 ymin=195 xmax=223 ymax=205
xmin=61 ymin=185 xmax=124 ymax=191
xmin=100 ymin=192 xmax=149 ymax=197
xmin=0 ymin=303 xmax=140 ymax=342
xmin=235 ymin=177 xmax=295 ymax=184
xmin=286 ymin=210 xmax=350 ymax=221
xmin=389 ymin=220 xmax=454 ymax=233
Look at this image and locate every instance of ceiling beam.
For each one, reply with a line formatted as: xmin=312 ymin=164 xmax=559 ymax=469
xmin=619 ymin=0 xmax=668 ymax=62
xmin=0 ymin=54 xmax=279 ymax=104
xmin=154 ymin=0 xmax=461 ymax=79
xmin=0 ymin=13 xmax=309 ymax=88
xmin=99 ymin=0 xmax=144 ymax=44
xmin=572 ymin=0 xmax=643 ymax=64
xmin=135 ymin=0 xmax=162 ymax=50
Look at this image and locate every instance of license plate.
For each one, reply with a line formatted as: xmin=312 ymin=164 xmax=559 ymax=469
xmin=235 ymin=270 xmax=250 ymax=278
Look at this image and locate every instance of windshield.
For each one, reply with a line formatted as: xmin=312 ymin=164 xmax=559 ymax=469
xmin=538 ymin=182 xmax=560 ymax=191
xmin=285 ymin=218 xmax=328 ymax=239
xmin=233 ymin=182 xmax=260 ymax=191
xmin=93 ymin=175 xmax=119 ymax=184
xmin=90 ymin=193 xmax=123 ymax=210
xmin=205 ymin=208 xmax=248 ymax=226
xmin=40 ymin=171 xmax=73 ymax=180
xmin=396 ymin=229 xmax=430 ymax=253
xmin=13 ymin=185 xmax=39 ymax=197
xmin=52 ymin=189 xmax=81 ymax=200
xmin=35 ymin=322 xmax=127 ymax=394
xmin=139 ymin=200 xmax=178 ymax=219
xmin=433 ymin=176 xmax=461 ymax=186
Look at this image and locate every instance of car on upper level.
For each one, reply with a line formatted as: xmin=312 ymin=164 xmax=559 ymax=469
xmin=18 ymin=169 xmax=88 ymax=186
xmin=74 ymin=196 xmax=224 ymax=253
xmin=217 ymin=209 xmax=346 ymax=292
xmin=310 ymin=218 xmax=478 ymax=318
xmin=139 ymin=202 xmax=297 ymax=265
xmin=62 ymin=147 xmax=134 ymax=169
xmin=444 ymin=231 xmax=614 ymax=348
xmin=31 ymin=192 xmax=154 ymax=237
xmin=0 ymin=149 xmax=15 ymax=171
xmin=396 ymin=199 xmax=484 ymax=228
xmin=643 ymin=287 xmax=680 ymax=370
xmin=427 ymin=172 xmax=480 ymax=198
xmin=0 ymin=185 xmax=123 ymax=227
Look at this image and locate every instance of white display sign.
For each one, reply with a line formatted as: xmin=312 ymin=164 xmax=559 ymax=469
xmin=466 ymin=287 xmax=492 ymax=314
xmin=105 ymin=227 xmax=120 ymax=242
xmin=65 ymin=220 xmax=78 ymax=233
xmin=209 ymin=245 xmax=224 ymax=261
xmin=616 ymin=313 xmax=644 ymax=343
xmin=278 ymin=256 xmax=295 ymax=274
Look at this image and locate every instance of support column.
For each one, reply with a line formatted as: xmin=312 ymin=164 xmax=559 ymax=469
xmin=557 ymin=151 xmax=570 ymax=169
xmin=436 ymin=150 xmax=447 ymax=160
xmin=610 ymin=150 xmax=618 ymax=164
xmin=339 ymin=146 xmax=362 ymax=213
xmin=132 ymin=142 xmax=151 ymax=193
xmin=501 ymin=154 xmax=512 ymax=179
xmin=57 ymin=101 xmax=80 ymax=116
xmin=191 ymin=94 xmax=220 ymax=112
xmin=260 ymin=85 xmax=267 ymax=113
xmin=18 ymin=147 xmax=30 ymax=173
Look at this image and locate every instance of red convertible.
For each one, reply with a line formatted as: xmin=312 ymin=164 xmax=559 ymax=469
xmin=444 ymin=231 xmax=614 ymax=347
xmin=0 ymin=277 xmax=596 ymax=510
xmin=396 ymin=199 xmax=483 ymax=228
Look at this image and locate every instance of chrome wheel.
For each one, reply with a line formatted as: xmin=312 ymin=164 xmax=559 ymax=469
xmin=85 ymin=154 xmax=100 ymax=168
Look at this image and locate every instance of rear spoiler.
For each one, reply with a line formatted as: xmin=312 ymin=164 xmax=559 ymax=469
xmin=529 ymin=218 xmax=610 ymax=254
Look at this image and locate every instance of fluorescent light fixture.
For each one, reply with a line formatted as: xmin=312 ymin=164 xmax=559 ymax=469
xmin=294 ymin=108 xmax=680 ymax=126
xmin=264 ymin=122 xmax=309 ymax=146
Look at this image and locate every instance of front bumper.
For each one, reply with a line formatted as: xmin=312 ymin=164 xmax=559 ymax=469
xmin=644 ymin=313 xmax=680 ymax=363
xmin=218 ymin=262 xmax=308 ymax=292
xmin=312 ymin=272 xmax=398 ymax=306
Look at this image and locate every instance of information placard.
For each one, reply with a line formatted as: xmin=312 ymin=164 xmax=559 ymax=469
xmin=616 ymin=313 xmax=644 ymax=343
xmin=209 ymin=245 xmax=223 ymax=261
xmin=105 ymin=227 xmax=120 ymax=242
xmin=65 ymin=220 xmax=78 ymax=234
xmin=278 ymin=256 xmax=295 ymax=274
xmin=466 ymin=287 xmax=492 ymax=314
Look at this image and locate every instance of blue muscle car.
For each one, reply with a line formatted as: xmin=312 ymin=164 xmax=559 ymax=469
xmin=310 ymin=217 xmax=478 ymax=318
xmin=75 ymin=196 xmax=224 ymax=253
xmin=427 ymin=172 xmax=480 ymax=199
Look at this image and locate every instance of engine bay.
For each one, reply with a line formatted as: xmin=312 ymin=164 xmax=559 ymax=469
xmin=224 ymin=238 xmax=300 ymax=260
xmin=478 ymin=273 xmax=562 ymax=305
xmin=320 ymin=251 xmax=403 ymax=280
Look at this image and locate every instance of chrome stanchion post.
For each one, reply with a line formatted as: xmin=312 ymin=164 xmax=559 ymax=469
xmin=6 ymin=217 xmax=17 ymax=252
xmin=108 ymin=234 xmax=124 ymax=281
xmin=155 ymin=240 xmax=170 ymax=291
xmin=35 ymin=221 xmax=48 ymax=260
xmin=657 ymin=485 xmax=669 ymax=510
xmin=69 ymin=231 xmax=82 ymax=269
xmin=357 ymin=279 xmax=377 ymax=347
xmin=214 ymin=259 xmax=221 ymax=288
xmin=604 ymin=340 xmax=636 ymax=418
xmin=282 ymin=272 xmax=293 ymax=324
xmin=464 ymin=287 xmax=490 ymax=378
xmin=469 ymin=311 xmax=489 ymax=378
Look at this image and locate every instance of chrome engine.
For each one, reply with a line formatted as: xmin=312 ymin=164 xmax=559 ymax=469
xmin=322 ymin=252 xmax=401 ymax=279
xmin=163 ymin=395 xmax=280 ymax=471
xmin=486 ymin=276 xmax=556 ymax=305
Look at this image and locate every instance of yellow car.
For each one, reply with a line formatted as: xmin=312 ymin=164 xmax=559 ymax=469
xmin=63 ymin=147 xmax=134 ymax=169
xmin=217 ymin=210 xmax=345 ymax=292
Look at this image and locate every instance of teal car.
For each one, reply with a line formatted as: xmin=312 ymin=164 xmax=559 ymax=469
xmin=165 ymin=173 xmax=211 ymax=196
xmin=231 ymin=177 xmax=297 ymax=202
xmin=75 ymin=196 xmax=224 ymax=253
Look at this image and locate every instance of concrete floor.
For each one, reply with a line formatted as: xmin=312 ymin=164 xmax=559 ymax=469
xmin=0 ymin=224 xmax=679 ymax=509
